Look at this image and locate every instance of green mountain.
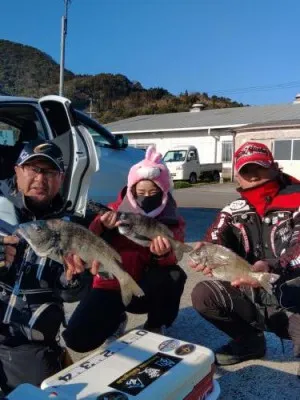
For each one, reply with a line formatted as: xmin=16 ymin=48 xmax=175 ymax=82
xmin=0 ymin=40 xmax=74 ymax=95
xmin=0 ymin=39 xmax=245 ymax=123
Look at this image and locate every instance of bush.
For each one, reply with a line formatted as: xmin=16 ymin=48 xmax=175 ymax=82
xmin=174 ymin=181 xmax=192 ymax=189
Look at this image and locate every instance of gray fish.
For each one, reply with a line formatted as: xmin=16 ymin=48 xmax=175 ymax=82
xmin=86 ymin=201 xmax=192 ymax=260
xmin=117 ymin=213 xmax=192 ymax=261
xmin=16 ymin=219 xmax=145 ymax=306
xmin=189 ymin=242 xmax=280 ymax=294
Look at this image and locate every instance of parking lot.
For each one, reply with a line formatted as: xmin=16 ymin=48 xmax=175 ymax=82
xmin=66 ymin=184 xmax=299 ymax=399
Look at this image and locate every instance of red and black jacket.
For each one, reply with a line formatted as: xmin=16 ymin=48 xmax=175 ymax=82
xmin=204 ymin=175 xmax=300 ymax=275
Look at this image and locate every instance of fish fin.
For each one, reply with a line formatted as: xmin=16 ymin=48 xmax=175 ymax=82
xmin=172 ymin=241 xmax=193 ymax=261
xmin=258 ymin=273 xmax=280 ymax=295
xmin=113 ymin=259 xmax=145 ymax=306
xmin=119 ymin=274 xmax=145 ymax=306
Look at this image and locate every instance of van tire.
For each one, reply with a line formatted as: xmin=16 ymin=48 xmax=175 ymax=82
xmin=189 ymin=173 xmax=197 ymax=184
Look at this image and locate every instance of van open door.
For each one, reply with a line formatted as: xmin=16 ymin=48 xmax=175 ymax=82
xmin=38 ymin=95 xmax=99 ymax=217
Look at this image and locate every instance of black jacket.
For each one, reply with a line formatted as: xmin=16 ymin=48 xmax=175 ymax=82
xmin=0 ymin=178 xmax=88 ymax=343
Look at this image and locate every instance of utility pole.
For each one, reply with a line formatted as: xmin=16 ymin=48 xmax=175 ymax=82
xmin=59 ymin=0 xmax=71 ymax=96
xmin=88 ymin=98 xmax=97 ymax=118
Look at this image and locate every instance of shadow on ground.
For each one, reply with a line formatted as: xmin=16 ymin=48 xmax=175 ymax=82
xmin=166 ymin=306 xmax=298 ymax=399
xmin=178 ymin=207 xmax=219 ymax=242
xmin=217 ymin=364 xmax=299 ymax=400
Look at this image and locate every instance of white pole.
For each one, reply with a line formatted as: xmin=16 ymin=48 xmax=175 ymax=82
xmin=59 ymin=0 xmax=69 ymax=96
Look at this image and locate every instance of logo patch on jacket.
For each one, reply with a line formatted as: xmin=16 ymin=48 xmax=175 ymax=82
xmin=230 ymin=200 xmax=247 ymax=211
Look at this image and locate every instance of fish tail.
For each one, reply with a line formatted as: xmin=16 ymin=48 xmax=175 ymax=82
xmin=171 ymin=240 xmax=193 ymax=261
xmin=119 ymin=273 xmax=145 ymax=307
xmin=258 ymin=272 xmax=280 ymax=295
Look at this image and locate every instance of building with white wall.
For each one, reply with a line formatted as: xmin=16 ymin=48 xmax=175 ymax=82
xmin=234 ymin=120 xmax=300 ymax=178
xmin=105 ymin=97 xmax=300 ymax=179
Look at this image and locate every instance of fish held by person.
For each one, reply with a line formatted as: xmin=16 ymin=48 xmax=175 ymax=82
xmin=117 ymin=212 xmax=192 ymax=261
xmin=86 ymin=201 xmax=192 ymax=261
xmin=16 ymin=219 xmax=145 ymax=306
xmin=189 ymin=242 xmax=280 ymax=294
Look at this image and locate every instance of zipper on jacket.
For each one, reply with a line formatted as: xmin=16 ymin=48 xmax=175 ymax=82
xmin=2 ymin=246 xmax=32 ymax=324
xmin=254 ymin=213 xmax=265 ymax=261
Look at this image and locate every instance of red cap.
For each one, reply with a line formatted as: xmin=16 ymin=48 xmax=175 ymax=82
xmin=234 ymin=141 xmax=274 ymax=172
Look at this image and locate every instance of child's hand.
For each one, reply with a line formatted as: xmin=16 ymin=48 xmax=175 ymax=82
xmin=150 ymin=236 xmax=171 ymax=257
xmin=100 ymin=211 xmax=120 ymax=229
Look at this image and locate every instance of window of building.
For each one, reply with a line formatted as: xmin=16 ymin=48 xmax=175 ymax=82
xmin=274 ymin=140 xmax=292 ymax=160
xmin=292 ymin=140 xmax=300 ymax=160
xmin=221 ymin=141 xmax=233 ymax=162
xmin=274 ymin=139 xmax=300 ymax=160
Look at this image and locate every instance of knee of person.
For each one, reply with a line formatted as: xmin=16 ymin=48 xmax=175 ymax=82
xmin=191 ymin=281 xmax=213 ymax=313
xmin=169 ymin=266 xmax=187 ymax=284
xmin=62 ymin=328 xmax=90 ymax=353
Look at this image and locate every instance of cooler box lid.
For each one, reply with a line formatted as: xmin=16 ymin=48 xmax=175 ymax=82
xmin=41 ymin=329 xmax=216 ymax=399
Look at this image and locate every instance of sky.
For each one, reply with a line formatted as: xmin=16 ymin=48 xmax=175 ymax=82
xmin=1 ymin=0 xmax=300 ymax=106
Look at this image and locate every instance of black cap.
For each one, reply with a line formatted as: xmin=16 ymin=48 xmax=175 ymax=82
xmin=16 ymin=140 xmax=64 ymax=172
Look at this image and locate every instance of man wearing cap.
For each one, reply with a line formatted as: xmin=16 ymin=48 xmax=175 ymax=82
xmin=0 ymin=139 xmax=96 ymax=394
xmin=190 ymin=141 xmax=300 ymax=369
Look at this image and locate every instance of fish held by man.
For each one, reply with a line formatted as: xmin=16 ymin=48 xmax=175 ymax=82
xmin=16 ymin=219 xmax=145 ymax=306
xmin=189 ymin=242 xmax=280 ymax=294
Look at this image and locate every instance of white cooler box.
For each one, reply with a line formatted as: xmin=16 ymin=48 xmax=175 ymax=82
xmin=8 ymin=329 xmax=220 ymax=400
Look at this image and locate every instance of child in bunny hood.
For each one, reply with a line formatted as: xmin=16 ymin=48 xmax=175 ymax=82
xmin=63 ymin=146 xmax=187 ymax=353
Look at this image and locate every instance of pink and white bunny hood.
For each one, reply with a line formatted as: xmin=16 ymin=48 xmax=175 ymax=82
xmin=127 ymin=145 xmax=172 ymax=217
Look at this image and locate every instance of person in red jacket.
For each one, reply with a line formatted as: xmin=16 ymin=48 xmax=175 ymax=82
xmin=63 ymin=146 xmax=187 ymax=353
xmin=190 ymin=141 xmax=300 ymax=371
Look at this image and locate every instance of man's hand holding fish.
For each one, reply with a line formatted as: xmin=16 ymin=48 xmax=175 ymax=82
xmin=0 ymin=235 xmax=19 ymax=268
xmin=63 ymin=254 xmax=100 ymax=281
xmin=188 ymin=242 xmax=213 ymax=277
xmin=231 ymin=260 xmax=270 ymax=288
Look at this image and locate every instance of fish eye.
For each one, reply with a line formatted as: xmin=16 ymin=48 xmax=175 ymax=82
xmin=32 ymin=225 xmax=42 ymax=232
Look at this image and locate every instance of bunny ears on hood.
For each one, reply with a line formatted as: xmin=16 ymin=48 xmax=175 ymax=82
xmin=126 ymin=145 xmax=172 ymax=217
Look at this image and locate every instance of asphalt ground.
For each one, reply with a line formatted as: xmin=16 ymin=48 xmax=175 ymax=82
xmin=64 ymin=183 xmax=299 ymax=399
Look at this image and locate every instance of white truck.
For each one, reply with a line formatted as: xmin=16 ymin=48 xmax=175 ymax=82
xmin=163 ymin=145 xmax=222 ymax=184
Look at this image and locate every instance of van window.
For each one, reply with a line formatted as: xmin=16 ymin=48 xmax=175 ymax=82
xmin=0 ymin=104 xmax=46 ymax=145
xmin=74 ymin=110 xmax=116 ymax=148
xmin=0 ymin=104 xmax=46 ymax=179
xmin=187 ymin=151 xmax=197 ymax=161
xmin=82 ymin=123 xmax=112 ymax=148
xmin=163 ymin=150 xmax=186 ymax=162
xmin=0 ymin=124 xmax=19 ymax=145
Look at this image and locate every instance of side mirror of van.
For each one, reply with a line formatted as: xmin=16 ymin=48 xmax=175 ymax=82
xmin=116 ymin=134 xmax=128 ymax=149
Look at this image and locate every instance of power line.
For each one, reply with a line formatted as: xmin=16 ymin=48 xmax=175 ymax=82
xmin=207 ymin=80 xmax=300 ymax=96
